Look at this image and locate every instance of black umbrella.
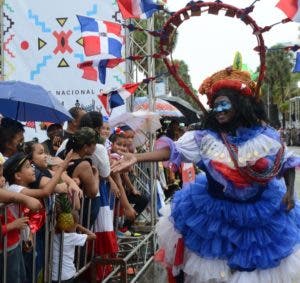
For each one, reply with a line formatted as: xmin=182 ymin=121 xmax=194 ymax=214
xmin=159 ymin=95 xmax=202 ymax=125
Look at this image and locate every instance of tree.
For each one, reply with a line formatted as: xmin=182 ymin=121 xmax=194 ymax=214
xmin=262 ymin=44 xmax=294 ymax=128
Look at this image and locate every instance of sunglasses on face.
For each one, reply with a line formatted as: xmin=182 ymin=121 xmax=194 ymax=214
xmin=212 ymin=101 xmax=232 ymax=113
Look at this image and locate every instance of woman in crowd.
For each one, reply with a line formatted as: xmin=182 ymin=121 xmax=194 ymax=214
xmin=0 ymin=118 xmax=25 ymax=159
xmin=65 ymin=127 xmax=99 ymax=199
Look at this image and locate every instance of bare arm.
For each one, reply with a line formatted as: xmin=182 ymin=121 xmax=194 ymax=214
xmin=283 ymin=167 xmax=295 ymax=211
xmin=121 ymin=173 xmax=140 ymax=195
xmin=135 ymin=148 xmax=170 ymax=162
xmin=0 ymin=190 xmax=42 ymax=210
xmin=4 ymin=217 xmax=29 ymax=233
xmin=21 ymin=151 xmax=74 ymax=198
xmin=60 ymin=172 xmax=83 ymax=198
xmin=111 ymin=173 xmax=136 ymax=220
xmin=108 ymin=175 xmax=121 ymax=198
xmin=21 ymin=166 xmax=66 ymax=198
xmin=111 ymin=147 xmax=170 ymax=173
xmin=76 ymin=224 xmax=96 ymax=240
xmin=75 ymin=162 xmax=99 ymax=198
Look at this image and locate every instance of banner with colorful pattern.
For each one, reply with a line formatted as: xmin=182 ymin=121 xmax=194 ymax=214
xmin=2 ymin=0 xmax=125 ymax=114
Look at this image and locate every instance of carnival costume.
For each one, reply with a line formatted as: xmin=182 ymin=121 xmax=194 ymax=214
xmin=155 ymin=68 xmax=300 ymax=283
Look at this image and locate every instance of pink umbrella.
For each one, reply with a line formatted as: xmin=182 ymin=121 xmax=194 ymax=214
xmin=134 ymin=97 xmax=183 ymax=117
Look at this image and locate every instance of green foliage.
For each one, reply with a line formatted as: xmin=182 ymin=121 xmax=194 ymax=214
xmin=279 ymin=101 xmax=289 ymax=112
xmin=261 ymin=44 xmax=294 ymax=127
xmin=263 ymin=44 xmax=293 ymax=102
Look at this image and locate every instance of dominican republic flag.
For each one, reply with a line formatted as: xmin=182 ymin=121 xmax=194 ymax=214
xmin=77 ymin=58 xmax=125 ymax=84
xmin=99 ymin=83 xmax=140 ymax=114
xmin=117 ymin=0 xmax=162 ymax=19
xmin=276 ymin=0 xmax=300 ymax=22
xmin=93 ymin=180 xmax=118 ymax=280
xmin=293 ymin=52 xmax=300 ymax=72
xmin=77 ymin=15 xmax=123 ymax=57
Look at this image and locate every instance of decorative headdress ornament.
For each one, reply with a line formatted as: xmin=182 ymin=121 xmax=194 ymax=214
xmin=198 ymin=67 xmax=257 ymax=106
xmin=159 ymin=1 xmax=269 ymax=113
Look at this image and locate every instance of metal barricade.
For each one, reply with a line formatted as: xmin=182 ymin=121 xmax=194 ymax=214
xmin=0 ymin=195 xmax=95 ymax=283
xmin=0 ymin=203 xmax=8 ymax=283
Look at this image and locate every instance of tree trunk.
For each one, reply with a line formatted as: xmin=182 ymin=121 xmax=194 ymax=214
xmin=269 ymin=104 xmax=281 ymax=128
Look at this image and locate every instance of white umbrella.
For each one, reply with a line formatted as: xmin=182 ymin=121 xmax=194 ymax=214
xmin=109 ymin=110 xmax=162 ymax=147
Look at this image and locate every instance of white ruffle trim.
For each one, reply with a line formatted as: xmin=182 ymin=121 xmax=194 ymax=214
xmin=156 ymin=205 xmax=300 ymax=283
xmin=200 ymin=133 xmax=282 ymax=168
xmin=156 ymin=206 xmax=181 ymax=267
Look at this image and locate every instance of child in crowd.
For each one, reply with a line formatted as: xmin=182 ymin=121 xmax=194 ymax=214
xmin=3 ymin=151 xmax=72 ymax=283
xmin=99 ymin=116 xmax=112 ymax=150
xmin=115 ymin=127 xmax=149 ymax=230
xmin=52 ymin=207 xmax=96 ymax=283
xmin=23 ymin=141 xmax=82 ymax=281
xmin=0 ymin=153 xmax=41 ymax=283
xmin=120 ymin=125 xmax=135 ymax=153
xmin=4 ymin=151 xmax=71 ymax=199
xmin=109 ymin=131 xmax=137 ymax=221
xmin=0 ymin=154 xmax=41 ymax=210
xmin=24 ymin=141 xmax=82 ymax=209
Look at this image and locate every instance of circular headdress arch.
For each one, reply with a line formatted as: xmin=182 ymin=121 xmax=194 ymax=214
xmin=159 ymin=1 xmax=266 ymax=113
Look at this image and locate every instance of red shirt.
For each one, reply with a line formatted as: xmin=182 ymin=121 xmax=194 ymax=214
xmin=0 ymin=208 xmax=20 ymax=251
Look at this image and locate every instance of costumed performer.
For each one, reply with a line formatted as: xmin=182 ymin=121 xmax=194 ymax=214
xmin=111 ymin=67 xmax=300 ymax=283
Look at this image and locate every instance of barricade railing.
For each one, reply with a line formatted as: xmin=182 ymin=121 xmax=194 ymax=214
xmin=1 ymin=160 xmax=163 ymax=283
xmin=0 ymin=203 xmax=8 ymax=283
xmin=93 ymin=230 xmax=156 ymax=283
xmin=0 ymin=195 xmax=95 ymax=283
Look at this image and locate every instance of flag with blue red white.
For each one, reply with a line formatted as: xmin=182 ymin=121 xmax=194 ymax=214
xmin=77 ymin=15 xmax=124 ymax=57
xmin=98 ymin=83 xmax=140 ymax=114
xmin=77 ymin=58 xmax=125 ymax=84
xmin=276 ymin=0 xmax=300 ymax=22
xmin=117 ymin=0 xmax=162 ymax=19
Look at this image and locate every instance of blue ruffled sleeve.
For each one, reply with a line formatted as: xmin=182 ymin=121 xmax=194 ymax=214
xmin=155 ymin=130 xmax=205 ymax=171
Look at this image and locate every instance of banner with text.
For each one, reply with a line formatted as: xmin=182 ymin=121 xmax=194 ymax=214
xmin=3 ymin=0 xmax=125 ymax=114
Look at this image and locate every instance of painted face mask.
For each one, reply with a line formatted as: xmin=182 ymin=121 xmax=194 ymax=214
xmin=213 ymin=100 xmax=232 ymax=113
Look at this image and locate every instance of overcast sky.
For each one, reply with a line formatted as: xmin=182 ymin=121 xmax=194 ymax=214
xmin=166 ymin=0 xmax=300 ymax=99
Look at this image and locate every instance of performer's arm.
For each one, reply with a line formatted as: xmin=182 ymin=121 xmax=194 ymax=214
xmin=111 ymin=148 xmax=170 ymax=173
xmin=283 ymin=167 xmax=295 ymax=211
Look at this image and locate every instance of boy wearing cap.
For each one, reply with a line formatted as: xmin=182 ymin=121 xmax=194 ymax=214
xmin=3 ymin=152 xmax=71 ymax=199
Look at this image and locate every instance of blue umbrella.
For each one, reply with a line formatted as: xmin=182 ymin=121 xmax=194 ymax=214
xmin=0 ymin=81 xmax=72 ymax=123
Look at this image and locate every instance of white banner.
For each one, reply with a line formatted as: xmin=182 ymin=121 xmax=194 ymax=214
xmin=3 ymin=0 xmax=125 ymax=113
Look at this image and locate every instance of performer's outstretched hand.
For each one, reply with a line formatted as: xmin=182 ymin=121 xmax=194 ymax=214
xmin=111 ymin=152 xmax=137 ymax=173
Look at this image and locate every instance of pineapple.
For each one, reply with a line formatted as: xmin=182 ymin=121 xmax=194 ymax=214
xmin=56 ymin=193 xmax=75 ymax=232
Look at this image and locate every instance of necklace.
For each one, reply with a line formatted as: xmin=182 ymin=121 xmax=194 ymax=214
xmin=220 ymin=132 xmax=284 ymax=184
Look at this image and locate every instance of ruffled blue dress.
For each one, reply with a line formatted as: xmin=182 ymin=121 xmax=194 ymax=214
xmin=155 ymin=126 xmax=300 ymax=283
